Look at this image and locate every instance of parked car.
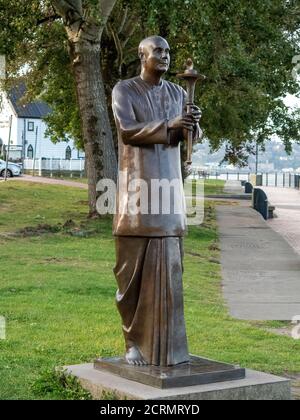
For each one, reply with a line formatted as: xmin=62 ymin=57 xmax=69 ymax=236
xmin=0 ymin=159 xmax=22 ymax=178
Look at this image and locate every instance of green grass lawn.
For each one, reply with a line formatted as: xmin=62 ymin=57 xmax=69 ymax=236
xmin=186 ymin=178 xmax=226 ymax=196
xmin=28 ymin=176 xmax=223 ymax=191
xmin=0 ymin=181 xmax=299 ymax=400
xmin=204 ymin=179 xmax=226 ymax=195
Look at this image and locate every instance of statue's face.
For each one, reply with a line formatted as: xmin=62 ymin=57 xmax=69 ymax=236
xmin=141 ymin=38 xmax=170 ymax=74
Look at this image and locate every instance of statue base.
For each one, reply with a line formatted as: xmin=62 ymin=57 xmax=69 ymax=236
xmin=94 ymin=355 xmax=245 ymax=389
xmin=63 ymin=361 xmax=291 ymax=400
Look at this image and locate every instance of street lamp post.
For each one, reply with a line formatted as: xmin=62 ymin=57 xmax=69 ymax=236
xmin=255 ymin=142 xmax=259 ymax=175
xmin=4 ymin=115 xmax=12 ymax=181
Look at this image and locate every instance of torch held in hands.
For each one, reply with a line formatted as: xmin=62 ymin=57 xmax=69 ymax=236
xmin=177 ymin=59 xmax=205 ymax=166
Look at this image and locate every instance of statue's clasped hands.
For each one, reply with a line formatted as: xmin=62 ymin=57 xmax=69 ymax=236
xmin=167 ymin=105 xmax=202 ymax=133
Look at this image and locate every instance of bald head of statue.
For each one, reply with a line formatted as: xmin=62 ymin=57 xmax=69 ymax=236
xmin=138 ymin=36 xmax=170 ymax=78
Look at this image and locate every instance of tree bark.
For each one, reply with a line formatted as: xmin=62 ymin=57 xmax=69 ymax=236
xmin=70 ymin=34 xmax=117 ymax=216
xmin=51 ymin=0 xmax=118 ymax=217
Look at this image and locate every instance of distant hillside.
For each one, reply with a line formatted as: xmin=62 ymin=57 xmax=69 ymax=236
xmin=193 ymin=140 xmax=300 ymax=172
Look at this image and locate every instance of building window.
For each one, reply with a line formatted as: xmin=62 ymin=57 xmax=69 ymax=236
xmin=27 ymin=145 xmax=34 ymax=159
xmin=28 ymin=121 xmax=34 ymax=132
xmin=65 ymin=146 xmax=72 ymax=160
xmin=78 ymin=149 xmax=85 ymax=159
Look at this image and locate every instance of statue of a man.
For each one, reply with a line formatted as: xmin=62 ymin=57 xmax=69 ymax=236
xmin=112 ymin=36 xmax=202 ymax=367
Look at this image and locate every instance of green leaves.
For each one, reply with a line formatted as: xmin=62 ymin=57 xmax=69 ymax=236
xmin=135 ymin=0 xmax=300 ymax=160
xmin=1 ymin=0 xmax=299 ymax=165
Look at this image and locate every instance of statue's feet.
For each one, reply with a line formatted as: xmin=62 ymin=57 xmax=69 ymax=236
xmin=126 ymin=346 xmax=148 ymax=366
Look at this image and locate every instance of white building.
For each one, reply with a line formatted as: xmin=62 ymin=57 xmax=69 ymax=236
xmin=0 ymin=84 xmax=84 ymax=165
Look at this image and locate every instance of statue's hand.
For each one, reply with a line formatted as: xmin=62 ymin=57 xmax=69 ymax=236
xmin=167 ymin=115 xmax=194 ymax=132
xmin=189 ymin=105 xmax=202 ymax=124
xmin=183 ymin=105 xmax=202 ymax=124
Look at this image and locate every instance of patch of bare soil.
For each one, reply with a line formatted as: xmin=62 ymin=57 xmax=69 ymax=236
xmin=0 ymin=204 xmax=11 ymax=214
xmin=265 ymin=325 xmax=294 ymax=338
xmin=10 ymin=219 xmax=98 ymax=238
xmin=16 ymin=224 xmax=62 ymax=237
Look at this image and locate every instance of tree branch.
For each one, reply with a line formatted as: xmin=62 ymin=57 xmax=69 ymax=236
xmin=107 ymin=22 xmax=123 ymax=75
xmin=118 ymin=6 xmax=128 ymax=35
xmin=51 ymin=0 xmax=83 ymax=26
xmin=122 ymin=20 xmax=138 ymax=49
xmin=99 ymin=0 xmax=118 ymax=24
xmin=37 ymin=14 xmax=61 ymax=25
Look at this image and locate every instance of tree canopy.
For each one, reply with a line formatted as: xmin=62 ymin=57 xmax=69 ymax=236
xmin=134 ymin=0 xmax=300 ymax=164
xmin=1 ymin=0 xmax=300 ymax=166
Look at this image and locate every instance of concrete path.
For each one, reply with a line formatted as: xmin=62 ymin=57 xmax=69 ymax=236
xmin=262 ymin=187 xmax=300 ymax=257
xmin=217 ymin=182 xmax=300 ymax=320
xmin=3 ymin=174 xmax=88 ymax=190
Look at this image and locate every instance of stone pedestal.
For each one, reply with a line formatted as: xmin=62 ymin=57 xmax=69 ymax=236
xmin=94 ymin=356 xmax=245 ymax=389
xmin=64 ymin=362 xmax=291 ymax=400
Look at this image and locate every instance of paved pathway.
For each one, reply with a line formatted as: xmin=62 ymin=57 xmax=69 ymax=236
xmin=3 ymin=174 xmax=88 ymax=190
xmin=262 ymin=187 xmax=300 ymax=257
xmin=217 ymin=181 xmax=300 ymax=320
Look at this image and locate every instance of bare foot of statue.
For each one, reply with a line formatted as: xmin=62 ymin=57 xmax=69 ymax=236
xmin=126 ymin=346 xmax=148 ymax=366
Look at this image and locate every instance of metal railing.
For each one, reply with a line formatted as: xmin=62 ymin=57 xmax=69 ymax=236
xmin=190 ymin=170 xmax=300 ymax=189
xmin=23 ymin=158 xmax=85 ymax=177
xmin=190 ymin=170 xmax=251 ymax=182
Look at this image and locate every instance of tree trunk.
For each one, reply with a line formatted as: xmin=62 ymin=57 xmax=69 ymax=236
xmin=70 ymin=35 xmax=117 ymax=216
xmin=50 ymin=0 xmax=118 ymax=217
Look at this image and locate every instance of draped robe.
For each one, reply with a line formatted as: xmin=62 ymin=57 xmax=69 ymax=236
xmin=111 ymin=76 xmax=200 ymax=366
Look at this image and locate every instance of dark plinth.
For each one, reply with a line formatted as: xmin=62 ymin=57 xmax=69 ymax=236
xmin=253 ymin=188 xmax=269 ymax=220
xmin=245 ymin=182 xmax=253 ymax=194
xmin=94 ymin=355 xmax=245 ymax=389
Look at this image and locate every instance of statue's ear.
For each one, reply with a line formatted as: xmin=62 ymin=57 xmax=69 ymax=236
xmin=139 ymin=51 xmax=145 ymax=63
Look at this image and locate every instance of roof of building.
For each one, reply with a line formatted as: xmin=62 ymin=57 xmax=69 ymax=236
xmin=8 ymin=83 xmax=51 ymax=119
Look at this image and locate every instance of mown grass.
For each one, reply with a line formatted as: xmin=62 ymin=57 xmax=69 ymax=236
xmin=186 ymin=178 xmax=226 ymax=196
xmin=22 ymin=176 xmax=223 ymax=191
xmin=204 ymin=179 xmax=226 ymax=195
xmin=0 ymin=180 xmax=299 ymax=400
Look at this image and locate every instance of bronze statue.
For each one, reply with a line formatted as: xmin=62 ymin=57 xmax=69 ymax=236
xmin=112 ymin=36 xmax=202 ymax=367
